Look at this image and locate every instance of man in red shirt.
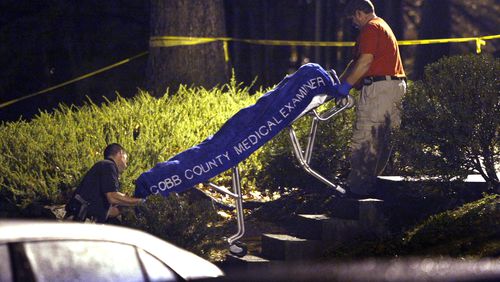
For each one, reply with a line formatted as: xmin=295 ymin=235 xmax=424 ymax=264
xmin=334 ymin=0 xmax=406 ymax=198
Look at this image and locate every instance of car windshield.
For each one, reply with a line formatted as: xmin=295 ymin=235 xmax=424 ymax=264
xmin=18 ymin=240 xmax=177 ymax=282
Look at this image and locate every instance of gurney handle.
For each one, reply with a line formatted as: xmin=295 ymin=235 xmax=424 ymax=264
xmin=206 ymin=182 xmax=239 ymax=199
xmin=312 ymin=95 xmax=355 ymax=121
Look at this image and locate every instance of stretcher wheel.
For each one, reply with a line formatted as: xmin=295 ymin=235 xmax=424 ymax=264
xmin=229 ymin=241 xmax=247 ymax=257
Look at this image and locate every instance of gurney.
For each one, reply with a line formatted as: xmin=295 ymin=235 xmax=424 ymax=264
xmin=134 ymin=63 xmax=354 ymax=256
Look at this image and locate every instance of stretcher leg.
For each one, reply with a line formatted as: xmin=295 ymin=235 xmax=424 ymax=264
xmin=207 ymin=166 xmax=247 ymax=257
xmin=207 ymin=96 xmax=354 ymax=256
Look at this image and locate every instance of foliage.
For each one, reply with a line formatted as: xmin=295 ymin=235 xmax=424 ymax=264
xmin=394 ymin=54 xmax=499 ymax=188
xmin=120 ymin=194 xmax=226 ymax=260
xmin=324 ymin=193 xmax=500 ymax=259
xmin=0 ymin=79 xmax=262 ymax=206
xmin=403 ymin=193 xmax=500 ymax=257
xmin=258 ymin=100 xmax=355 ymax=191
xmin=0 ymin=75 xmax=356 ymax=207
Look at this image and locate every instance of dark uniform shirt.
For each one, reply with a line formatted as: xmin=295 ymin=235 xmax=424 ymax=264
xmin=74 ymin=158 xmax=120 ymax=222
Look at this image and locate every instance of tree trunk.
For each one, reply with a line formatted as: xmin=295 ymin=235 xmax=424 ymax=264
xmin=147 ymin=0 xmax=228 ymax=97
xmin=413 ymin=0 xmax=451 ymax=79
xmin=225 ymin=0 xmax=307 ymax=88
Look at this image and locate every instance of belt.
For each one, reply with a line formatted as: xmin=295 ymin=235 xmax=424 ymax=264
xmin=363 ymin=75 xmax=406 ymax=86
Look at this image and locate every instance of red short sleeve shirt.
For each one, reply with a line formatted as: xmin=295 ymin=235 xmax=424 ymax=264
xmin=354 ymin=17 xmax=405 ymax=78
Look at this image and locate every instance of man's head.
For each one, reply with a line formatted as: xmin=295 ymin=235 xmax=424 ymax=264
xmin=344 ymin=0 xmax=376 ymax=29
xmin=104 ymin=143 xmax=128 ymax=173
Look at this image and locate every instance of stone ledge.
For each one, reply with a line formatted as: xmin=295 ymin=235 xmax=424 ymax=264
xmin=261 ymin=233 xmax=322 ymax=261
xmin=225 ymin=254 xmax=270 ymax=264
xmin=377 ymin=174 xmax=498 ymax=191
xmin=294 ymin=214 xmax=330 ymax=240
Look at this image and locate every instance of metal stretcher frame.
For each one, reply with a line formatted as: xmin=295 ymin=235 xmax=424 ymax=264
xmin=207 ymin=95 xmax=354 ymax=256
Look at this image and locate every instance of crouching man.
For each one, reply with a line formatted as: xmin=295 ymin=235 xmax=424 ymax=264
xmin=66 ymin=143 xmax=145 ymax=223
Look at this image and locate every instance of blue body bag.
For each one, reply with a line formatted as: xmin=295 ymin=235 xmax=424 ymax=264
xmin=134 ymin=63 xmax=339 ymax=198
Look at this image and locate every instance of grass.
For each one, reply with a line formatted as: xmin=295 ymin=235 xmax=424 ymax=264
xmin=0 ymin=77 xmax=354 ymax=260
xmin=3 ymin=71 xmax=495 ymax=260
xmin=403 ymin=193 xmax=500 ymax=257
xmin=0 ymin=78 xmax=266 ymax=206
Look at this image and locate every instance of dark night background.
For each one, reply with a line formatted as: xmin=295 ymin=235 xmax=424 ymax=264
xmin=1 ymin=0 xmax=498 ymax=122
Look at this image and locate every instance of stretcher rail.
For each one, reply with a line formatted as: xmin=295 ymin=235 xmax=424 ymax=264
xmin=207 ymin=95 xmax=354 ymax=257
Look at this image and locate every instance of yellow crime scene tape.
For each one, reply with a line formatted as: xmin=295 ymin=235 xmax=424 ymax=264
xmin=151 ymin=34 xmax=500 ymax=55
xmin=0 ymin=52 xmax=148 ymax=109
xmin=1 ymin=35 xmax=499 ymax=110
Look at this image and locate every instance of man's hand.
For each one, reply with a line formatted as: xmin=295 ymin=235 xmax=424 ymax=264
xmin=333 ymin=82 xmax=352 ymax=98
xmin=135 ymin=198 xmax=148 ymax=216
xmin=107 ymin=205 xmax=121 ymax=218
xmin=106 ymin=191 xmax=147 ymax=207
xmin=137 ymin=198 xmax=147 ymax=207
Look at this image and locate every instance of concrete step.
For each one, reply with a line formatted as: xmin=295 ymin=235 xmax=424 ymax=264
xmin=330 ymin=198 xmax=360 ymax=220
xmin=219 ymin=254 xmax=273 ymax=275
xmin=321 ymin=217 xmax=363 ymax=246
xmin=294 ymin=214 xmax=330 ymax=240
xmin=322 ymin=200 xmax=387 ymax=247
xmin=225 ymin=253 xmax=270 ymax=264
xmin=330 ymin=198 xmax=385 ymax=222
xmin=261 ymin=233 xmax=323 ymax=261
xmin=377 ymin=174 xmax=494 ymax=190
xmin=222 ymin=196 xmax=389 ymax=265
xmin=330 ymin=197 xmax=384 ymax=217
xmin=357 ymin=198 xmax=385 ymax=227
xmin=327 ymin=198 xmax=387 ymax=245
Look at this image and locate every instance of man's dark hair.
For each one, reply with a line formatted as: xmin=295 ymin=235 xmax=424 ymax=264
xmin=344 ymin=0 xmax=375 ymax=17
xmin=104 ymin=143 xmax=125 ymax=158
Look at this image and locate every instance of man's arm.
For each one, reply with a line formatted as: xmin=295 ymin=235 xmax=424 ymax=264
xmin=341 ymin=53 xmax=374 ymax=85
xmin=106 ymin=191 xmax=144 ymax=206
xmin=335 ymin=53 xmax=374 ymax=97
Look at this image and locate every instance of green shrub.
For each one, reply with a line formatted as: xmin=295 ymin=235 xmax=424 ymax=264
xmin=395 ymin=54 xmax=499 ymax=188
xmin=0 ymin=79 xmax=262 ymax=206
xmin=0 ymin=76 xmax=355 ymax=206
xmin=120 ymin=194 xmax=225 ymax=260
xmin=403 ymin=193 xmax=500 ymax=257
xmin=324 ymin=193 xmax=500 ymax=258
xmin=259 ymin=101 xmax=355 ymax=190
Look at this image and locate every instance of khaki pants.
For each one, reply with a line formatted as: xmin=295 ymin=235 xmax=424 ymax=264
xmin=347 ymin=79 xmax=406 ymax=195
